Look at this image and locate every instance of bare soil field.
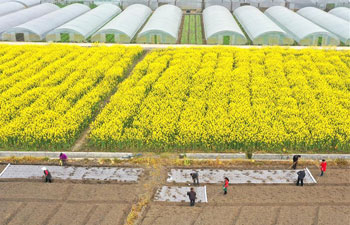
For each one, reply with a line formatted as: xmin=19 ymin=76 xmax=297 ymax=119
xmin=0 ymin=182 xmax=141 ymax=225
xmin=141 ymin=168 xmax=350 ymax=225
xmin=0 ymin=167 xmax=349 ymax=225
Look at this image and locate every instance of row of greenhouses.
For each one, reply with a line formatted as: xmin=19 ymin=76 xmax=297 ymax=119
xmin=0 ymin=2 xmax=349 ymax=45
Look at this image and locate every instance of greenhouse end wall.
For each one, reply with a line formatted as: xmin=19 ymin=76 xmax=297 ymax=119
xmin=46 ymin=32 xmax=85 ymax=42
xmin=91 ymin=33 xmax=131 ymax=43
xmin=207 ymin=32 xmax=247 ymax=45
xmin=2 ymin=32 xmax=41 ymax=41
xmin=136 ymin=31 xmax=177 ymax=44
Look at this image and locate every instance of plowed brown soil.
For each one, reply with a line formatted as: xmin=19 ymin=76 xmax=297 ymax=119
xmin=0 ymin=167 xmax=349 ymax=225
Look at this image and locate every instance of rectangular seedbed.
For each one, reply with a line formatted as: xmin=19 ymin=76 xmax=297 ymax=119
xmin=154 ymin=186 xmax=207 ymax=203
xmin=0 ymin=165 xmax=143 ymax=182
xmin=167 ymin=168 xmax=316 ymax=184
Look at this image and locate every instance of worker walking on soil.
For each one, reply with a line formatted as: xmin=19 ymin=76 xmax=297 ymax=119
xmin=292 ymin=155 xmax=301 ymax=169
xmin=187 ymin=187 xmax=196 ymax=206
xmin=59 ymin=153 xmax=67 ymax=166
xmin=296 ymin=169 xmax=305 ymax=186
xmin=190 ymin=172 xmax=199 ymax=186
xmin=223 ymin=177 xmax=229 ymax=195
xmin=42 ymin=167 xmax=52 ymax=183
xmin=320 ymin=159 xmax=327 ymax=176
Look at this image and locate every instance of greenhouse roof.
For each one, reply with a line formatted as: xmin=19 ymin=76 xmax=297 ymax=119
xmin=329 ymin=7 xmax=350 ymax=22
xmin=0 ymin=3 xmax=59 ymax=35
xmin=203 ymin=5 xmax=246 ymax=39
xmin=50 ymin=4 xmax=121 ymax=38
xmin=0 ymin=2 xmax=25 ymax=17
xmin=138 ymin=5 xmax=182 ymax=39
xmin=264 ymin=6 xmax=335 ymax=42
xmin=95 ymin=4 xmax=151 ymax=39
xmin=297 ymin=7 xmax=350 ymax=44
xmin=13 ymin=0 xmax=40 ymax=7
xmin=8 ymin=4 xmax=90 ymax=39
xmin=234 ymin=6 xmax=288 ymax=41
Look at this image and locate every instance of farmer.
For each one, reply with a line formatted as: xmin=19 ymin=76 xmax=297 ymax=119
xmin=296 ymin=169 xmax=305 ymax=186
xmin=190 ymin=172 xmax=199 ymax=186
xmin=223 ymin=177 xmax=229 ymax=195
xmin=320 ymin=159 xmax=327 ymax=176
xmin=292 ymin=155 xmax=301 ymax=169
xmin=59 ymin=153 xmax=67 ymax=166
xmin=187 ymin=187 xmax=196 ymax=206
xmin=42 ymin=167 xmax=52 ymax=183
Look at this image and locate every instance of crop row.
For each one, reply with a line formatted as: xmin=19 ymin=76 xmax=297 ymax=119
xmin=90 ymin=48 xmax=350 ymax=152
xmin=0 ymin=44 xmax=142 ymax=149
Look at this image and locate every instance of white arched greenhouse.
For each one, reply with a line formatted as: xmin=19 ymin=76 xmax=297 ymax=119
xmin=46 ymin=4 xmax=121 ymax=42
xmin=298 ymin=7 xmax=350 ymax=45
xmin=0 ymin=2 xmax=25 ymax=17
xmin=203 ymin=5 xmax=247 ymax=45
xmin=265 ymin=6 xmax=340 ymax=46
xmin=137 ymin=5 xmax=182 ymax=44
xmin=234 ymin=6 xmax=294 ymax=45
xmin=329 ymin=7 xmax=350 ymax=22
xmin=0 ymin=3 xmax=59 ymax=40
xmin=3 ymin=4 xmax=90 ymax=41
xmin=92 ymin=4 xmax=151 ymax=43
xmin=13 ymin=0 xmax=40 ymax=7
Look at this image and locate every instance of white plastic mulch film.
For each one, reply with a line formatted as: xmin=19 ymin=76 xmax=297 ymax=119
xmin=0 ymin=2 xmax=25 ymax=17
xmin=0 ymin=3 xmax=59 ymax=39
xmin=298 ymin=7 xmax=350 ymax=45
xmin=203 ymin=5 xmax=246 ymax=44
xmin=137 ymin=4 xmax=182 ymax=44
xmin=48 ymin=4 xmax=121 ymax=41
xmin=92 ymin=4 xmax=151 ymax=43
xmin=233 ymin=5 xmax=293 ymax=45
xmin=6 ymin=4 xmax=90 ymax=41
xmin=329 ymin=7 xmax=350 ymax=22
xmin=264 ymin=6 xmax=340 ymax=45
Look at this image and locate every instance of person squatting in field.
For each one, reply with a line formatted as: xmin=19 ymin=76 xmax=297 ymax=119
xmin=42 ymin=167 xmax=52 ymax=183
xmin=320 ymin=159 xmax=327 ymax=176
xmin=223 ymin=177 xmax=229 ymax=195
xmin=190 ymin=172 xmax=199 ymax=186
xmin=296 ymin=169 xmax=305 ymax=186
xmin=59 ymin=153 xmax=67 ymax=166
xmin=187 ymin=187 xmax=196 ymax=206
xmin=292 ymin=155 xmax=301 ymax=169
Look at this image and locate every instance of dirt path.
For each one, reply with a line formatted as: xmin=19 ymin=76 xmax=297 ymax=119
xmin=70 ymin=51 xmax=149 ymax=152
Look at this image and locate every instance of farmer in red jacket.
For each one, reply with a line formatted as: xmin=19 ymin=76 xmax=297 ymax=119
xmin=320 ymin=159 xmax=327 ymax=176
xmin=42 ymin=167 xmax=52 ymax=183
xmin=223 ymin=177 xmax=229 ymax=195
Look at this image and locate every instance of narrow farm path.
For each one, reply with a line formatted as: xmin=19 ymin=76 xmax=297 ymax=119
xmin=70 ymin=50 xmax=150 ymax=152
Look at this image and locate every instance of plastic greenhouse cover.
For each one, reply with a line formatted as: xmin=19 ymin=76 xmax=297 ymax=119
xmin=297 ymin=7 xmax=350 ymax=43
xmin=14 ymin=0 xmax=40 ymax=7
xmin=264 ymin=6 xmax=332 ymax=42
xmin=95 ymin=4 xmax=151 ymax=39
xmin=9 ymin=4 xmax=90 ymax=39
xmin=329 ymin=7 xmax=350 ymax=22
xmin=0 ymin=3 xmax=59 ymax=35
xmin=138 ymin=4 xmax=182 ymax=39
xmin=50 ymin=3 xmax=121 ymax=38
xmin=234 ymin=5 xmax=288 ymax=40
xmin=203 ymin=5 xmax=245 ymax=39
xmin=0 ymin=2 xmax=25 ymax=17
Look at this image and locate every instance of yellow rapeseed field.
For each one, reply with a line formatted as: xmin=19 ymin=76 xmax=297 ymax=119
xmin=0 ymin=44 xmax=142 ymax=149
xmin=89 ymin=47 xmax=350 ymax=152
